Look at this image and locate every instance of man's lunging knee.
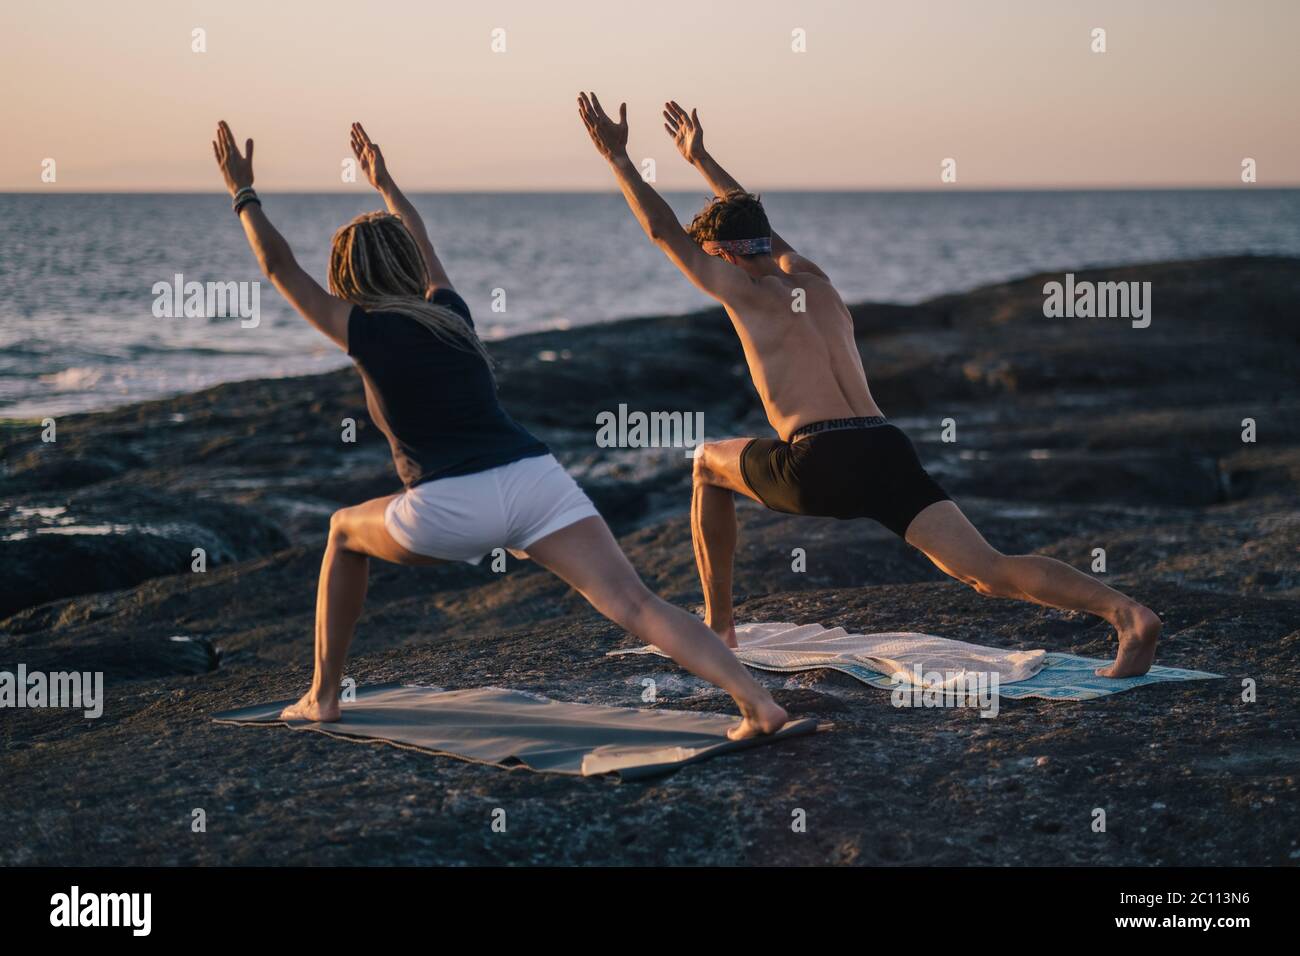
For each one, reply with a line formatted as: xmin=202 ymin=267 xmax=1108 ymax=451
xmin=968 ymin=553 xmax=1022 ymax=600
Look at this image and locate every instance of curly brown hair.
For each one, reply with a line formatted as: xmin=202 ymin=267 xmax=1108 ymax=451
xmin=686 ymin=191 xmax=771 ymax=254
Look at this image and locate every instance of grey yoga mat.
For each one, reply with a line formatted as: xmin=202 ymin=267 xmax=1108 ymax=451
xmin=214 ymin=683 xmax=821 ymax=780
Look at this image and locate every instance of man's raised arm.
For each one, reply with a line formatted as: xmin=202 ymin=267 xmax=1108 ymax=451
xmin=577 ymin=92 xmax=749 ymax=303
xmin=662 ymin=101 xmax=827 ymax=279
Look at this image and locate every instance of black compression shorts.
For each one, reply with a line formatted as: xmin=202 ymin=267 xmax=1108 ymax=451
xmin=739 ymin=419 xmax=950 ymax=538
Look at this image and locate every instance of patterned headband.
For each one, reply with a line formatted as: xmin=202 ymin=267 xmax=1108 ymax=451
xmin=700 ymin=236 xmax=772 ymax=256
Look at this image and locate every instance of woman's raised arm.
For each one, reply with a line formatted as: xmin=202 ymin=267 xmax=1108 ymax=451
xmin=350 ymin=122 xmax=453 ymax=296
xmin=212 ymin=120 xmax=351 ymax=349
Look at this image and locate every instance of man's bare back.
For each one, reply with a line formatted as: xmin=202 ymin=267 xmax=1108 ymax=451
xmin=723 ymin=263 xmax=882 ymax=440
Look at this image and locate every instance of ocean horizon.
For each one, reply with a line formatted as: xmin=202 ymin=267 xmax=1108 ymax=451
xmin=3 ymin=188 xmax=1298 ymax=418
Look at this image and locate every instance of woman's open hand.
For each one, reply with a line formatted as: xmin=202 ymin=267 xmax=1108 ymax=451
xmin=350 ymin=122 xmax=391 ymax=192
xmin=211 ymin=121 xmax=254 ymax=196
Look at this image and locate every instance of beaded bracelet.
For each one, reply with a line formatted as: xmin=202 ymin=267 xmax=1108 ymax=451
xmin=234 ymin=195 xmax=262 ymax=216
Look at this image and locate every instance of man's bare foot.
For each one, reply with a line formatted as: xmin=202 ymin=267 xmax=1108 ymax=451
xmin=727 ymin=694 xmax=788 ymax=740
xmin=710 ymin=621 xmax=738 ymax=649
xmin=279 ymin=691 xmax=341 ymax=722
xmin=1095 ymin=604 xmax=1162 ymax=678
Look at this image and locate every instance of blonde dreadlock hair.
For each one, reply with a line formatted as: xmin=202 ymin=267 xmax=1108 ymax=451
xmin=328 ymin=211 xmax=493 ymax=369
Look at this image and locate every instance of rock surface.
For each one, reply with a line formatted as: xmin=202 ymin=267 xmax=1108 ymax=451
xmin=1 ymin=256 xmax=1297 ymax=865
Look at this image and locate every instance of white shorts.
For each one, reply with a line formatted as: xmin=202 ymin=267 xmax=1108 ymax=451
xmin=383 ymin=453 xmax=600 ymax=565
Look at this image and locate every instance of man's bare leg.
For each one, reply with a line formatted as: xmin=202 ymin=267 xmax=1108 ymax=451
xmin=282 ymin=495 xmax=441 ymax=722
xmin=691 ymin=439 xmax=764 ymax=648
xmin=904 ymin=500 xmax=1162 ymax=677
xmin=526 ymin=515 xmax=787 ymax=738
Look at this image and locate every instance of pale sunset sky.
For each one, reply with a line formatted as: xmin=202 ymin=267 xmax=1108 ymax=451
xmin=2 ymin=0 xmax=1296 ymax=191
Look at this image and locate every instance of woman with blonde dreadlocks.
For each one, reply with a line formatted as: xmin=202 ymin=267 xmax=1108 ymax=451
xmin=211 ymin=121 xmax=788 ymax=738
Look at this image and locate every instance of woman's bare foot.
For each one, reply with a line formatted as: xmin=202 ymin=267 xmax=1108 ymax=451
xmin=1095 ymin=603 xmax=1162 ymax=678
xmin=727 ymin=693 xmax=789 ymax=740
xmin=279 ymin=690 xmax=341 ymax=722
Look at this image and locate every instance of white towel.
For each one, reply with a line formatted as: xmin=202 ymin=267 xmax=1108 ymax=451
xmin=618 ymin=621 xmax=1047 ymax=690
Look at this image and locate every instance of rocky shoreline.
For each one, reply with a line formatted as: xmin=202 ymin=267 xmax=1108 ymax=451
xmin=2 ymin=255 xmax=1297 ymax=865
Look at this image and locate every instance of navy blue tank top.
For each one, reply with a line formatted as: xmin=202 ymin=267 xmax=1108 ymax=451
xmin=346 ymin=288 xmax=548 ymax=487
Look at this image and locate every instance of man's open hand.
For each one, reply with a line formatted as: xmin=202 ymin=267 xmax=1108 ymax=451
xmin=577 ymin=91 xmax=628 ymax=161
xmin=663 ymin=101 xmax=705 ymax=164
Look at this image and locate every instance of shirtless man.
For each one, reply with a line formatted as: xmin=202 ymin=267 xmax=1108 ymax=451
xmin=578 ymin=93 xmax=1162 ymax=677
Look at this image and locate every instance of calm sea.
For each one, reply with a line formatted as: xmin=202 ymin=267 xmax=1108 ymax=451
xmin=2 ymin=190 xmax=1297 ymax=418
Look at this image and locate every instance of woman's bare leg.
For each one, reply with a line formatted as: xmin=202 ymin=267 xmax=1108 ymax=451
xmin=904 ymin=500 xmax=1162 ymax=677
xmin=281 ymin=495 xmax=441 ymax=721
xmin=525 ymin=516 xmax=788 ymax=738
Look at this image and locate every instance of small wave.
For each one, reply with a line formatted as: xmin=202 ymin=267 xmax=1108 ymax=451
xmin=39 ymin=366 xmax=104 ymax=390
